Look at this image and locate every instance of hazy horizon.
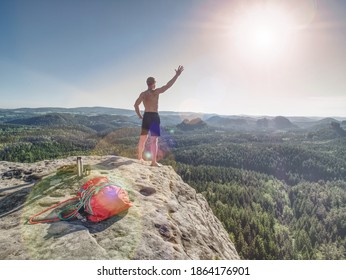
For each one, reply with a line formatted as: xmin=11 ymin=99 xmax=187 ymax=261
xmin=1 ymin=0 xmax=346 ymax=116
xmin=1 ymin=105 xmax=346 ymax=120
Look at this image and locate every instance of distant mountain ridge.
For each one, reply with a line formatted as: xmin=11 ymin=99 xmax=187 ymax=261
xmin=7 ymin=113 xmax=83 ymax=127
xmin=1 ymin=107 xmax=346 ymax=132
xmin=205 ymin=116 xmax=248 ymax=128
xmin=1 ymin=107 xmax=345 ymax=119
xmin=6 ymin=113 xmax=140 ymax=135
xmin=0 ymin=107 xmax=135 ymax=116
xmin=177 ymin=118 xmax=208 ymax=131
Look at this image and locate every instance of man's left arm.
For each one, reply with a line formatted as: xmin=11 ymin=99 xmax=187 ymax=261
xmin=134 ymin=94 xmax=144 ymax=119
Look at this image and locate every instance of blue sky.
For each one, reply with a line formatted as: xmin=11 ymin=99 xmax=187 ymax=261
xmin=1 ymin=0 xmax=346 ymax=116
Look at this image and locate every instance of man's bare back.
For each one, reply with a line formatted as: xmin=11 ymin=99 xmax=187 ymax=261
xmin=140 ymin=89 xmax=160 ymax=112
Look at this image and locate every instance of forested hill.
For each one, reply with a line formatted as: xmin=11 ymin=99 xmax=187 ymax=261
xmin=174 ymin=141 xmax=346 ymax=185
xmin=167 ymin=131 xmax=346 ymax=260
xmin=0 ymin=107 xmax=135 ymax=116
xmin=5 ymin=113 xmax=140 ymax=135
xmin=176 ymin=163 xmax=346 ymax=259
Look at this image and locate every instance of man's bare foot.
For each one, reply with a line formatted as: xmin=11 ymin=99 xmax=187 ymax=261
xmin=150 ymin=162 xmax=162 ymax=167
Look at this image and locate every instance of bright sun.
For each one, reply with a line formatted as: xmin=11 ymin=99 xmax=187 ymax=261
xmin=232 ymin=4 xmax=295 ymax=61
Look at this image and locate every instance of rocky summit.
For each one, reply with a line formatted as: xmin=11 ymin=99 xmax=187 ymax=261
xmin=0 ymin=156 xmax=239 ymax=260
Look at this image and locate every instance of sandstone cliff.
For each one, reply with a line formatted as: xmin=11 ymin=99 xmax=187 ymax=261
xmin=0 ymin=156 xmax=239 ymax=260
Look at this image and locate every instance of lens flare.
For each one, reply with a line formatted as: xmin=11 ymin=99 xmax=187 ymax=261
xmin=178 ymin=98 xmax=205 ymax=122
xmin=144 ymin=151 xmax=152 ymax=160
xmin=156 ymin=127 xmax=177 ymax=162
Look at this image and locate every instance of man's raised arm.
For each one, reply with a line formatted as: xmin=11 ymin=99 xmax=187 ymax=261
xmin=156 ymin=65 xmax=184 ymax=94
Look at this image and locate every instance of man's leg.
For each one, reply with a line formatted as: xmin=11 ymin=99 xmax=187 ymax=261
xmin=150 ymin=136 xmax=161 ymax=166
xmin=138 ymin=134 xmax=148 ymax=161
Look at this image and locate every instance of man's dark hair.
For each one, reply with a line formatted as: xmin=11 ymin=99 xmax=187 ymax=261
xmin=146 ymin=77 xmax=156 ymax=86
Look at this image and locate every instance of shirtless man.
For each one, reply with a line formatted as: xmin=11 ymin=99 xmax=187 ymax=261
xmin=134 ymin=65 xmax=184 ymax=166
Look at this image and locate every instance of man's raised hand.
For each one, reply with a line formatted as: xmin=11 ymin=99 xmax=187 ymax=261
xmin=175 ymin=65 xmax=184 ymax=76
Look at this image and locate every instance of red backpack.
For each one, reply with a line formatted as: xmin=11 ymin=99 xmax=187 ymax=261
xmin=29 ymin=177 xmax=132 ymax=224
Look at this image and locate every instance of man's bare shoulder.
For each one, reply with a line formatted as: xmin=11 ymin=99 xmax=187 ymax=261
xmin=141 ymin=89 xmax=160 ymax=96
xmin=138 ymin=90 xmax=148 ymax=98
xmin=141 ymin=89 xmax=151 ymax=95
xmin=152 ymin=89 xmax=162 ymax=95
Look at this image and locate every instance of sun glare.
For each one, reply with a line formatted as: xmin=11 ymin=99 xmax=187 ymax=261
xmin=232 ymin=4 xmax=295 ymax=62
xmin=254 ymin=25 xmax=279 ymax=50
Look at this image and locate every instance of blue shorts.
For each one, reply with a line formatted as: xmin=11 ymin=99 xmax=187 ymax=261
xmin=141 ymin=112 xmax=161 ymax=136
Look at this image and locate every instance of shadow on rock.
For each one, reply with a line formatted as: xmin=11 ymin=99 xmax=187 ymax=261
xmin=44 ymin=209 xmax=129 ymax=239
xmin=0 ymin=182 xmax=35 ymax=194
xmin=0 ymin=185 xmax=33 ymax=218
xmin=86 ymin=210 xmax=129 ymax=234
xmin=93 ymin=157 xmax=134 ymax=170
xmin=44 ymin=221 xmax=86 ymax=240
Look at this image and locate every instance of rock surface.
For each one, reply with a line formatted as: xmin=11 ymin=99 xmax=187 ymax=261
xmin=0 ymin=156 xmax=239 ymax=260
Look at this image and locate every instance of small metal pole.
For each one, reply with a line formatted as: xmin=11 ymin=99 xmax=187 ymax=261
xmin=77 ymin=157 xmax=83 ymax=177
